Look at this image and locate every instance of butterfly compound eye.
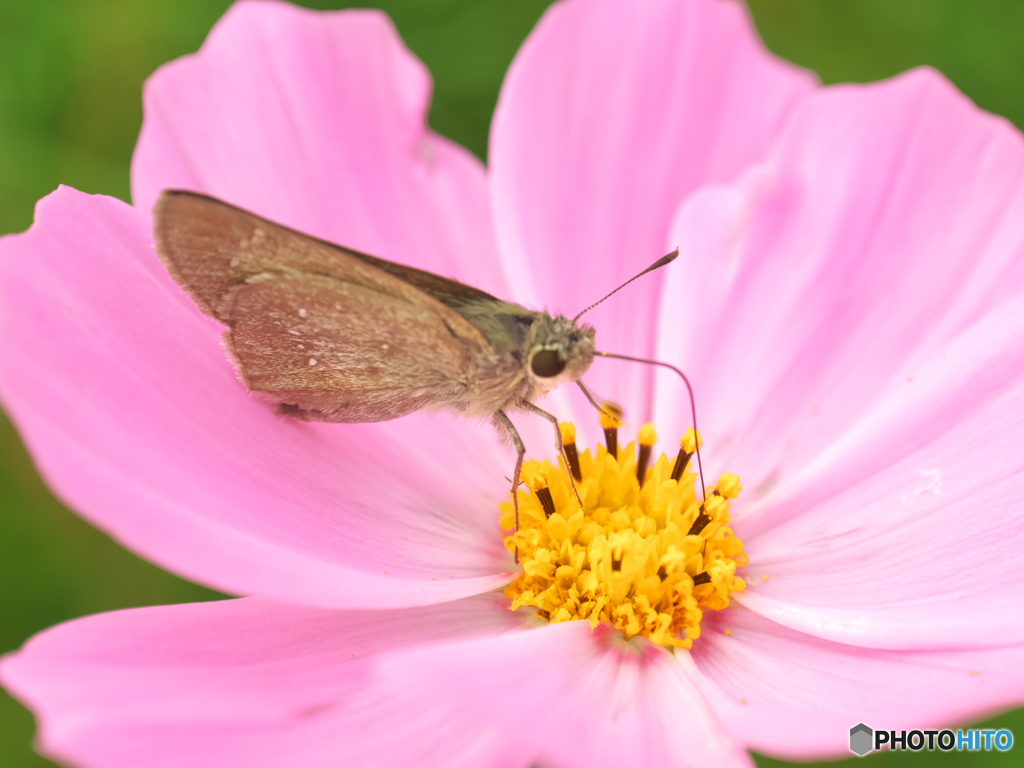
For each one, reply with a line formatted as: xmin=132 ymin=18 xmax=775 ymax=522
xmin=531 ymin=349 xmax=566 ymax=378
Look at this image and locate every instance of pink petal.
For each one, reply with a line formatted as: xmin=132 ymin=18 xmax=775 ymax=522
xmin=2 ymin=599 xmax=751 ymax=768
xmin=738 ymin=294 xmax=1024 ymax=648
xmin=0 ymin=595 xmax=522 ymax=768
xmin=377 ymin=620 xmax=752 ymax=768
xmin=490 ymin=0 xmax=815 ymax=429
xmin=0 ymin=187 xmax=515 ymax=609
xmin=132 ymin=0 xmax=505 ymax=296
xmin=658 ymin=68 xmax=1024 ymax=494
xmin=693 ymin=606 xmax=1024 ymax=759
xmin=655 ymin=69 xmax=1024 ymax=648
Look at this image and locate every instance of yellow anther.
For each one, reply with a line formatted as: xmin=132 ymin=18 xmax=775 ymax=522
xmin=598 ymin=401 xmax=623 ymax=429
xmin=716 ymin=473 xmax=742 ymax=499
xmin=520 ymin=465 xmax=547 ymax=493
xmin=558 ymin=421 xmax=577 ymax=445
xmin=638 ymin=422 xmax=657 ymax=446
xmin=680 ymin=426 xmax=702 ymax=453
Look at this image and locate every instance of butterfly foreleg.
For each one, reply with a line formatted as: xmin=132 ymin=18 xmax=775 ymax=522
xmin=518 ymin=400 xmax=583 ymax=509
xmin=494 ymin=409 xmax=525 ymax=565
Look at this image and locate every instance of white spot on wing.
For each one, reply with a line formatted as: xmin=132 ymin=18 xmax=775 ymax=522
xmin=308 ymin=358 xmax=317 ymax=366
xmin=298 ymin=308 xmax=307 ymax=318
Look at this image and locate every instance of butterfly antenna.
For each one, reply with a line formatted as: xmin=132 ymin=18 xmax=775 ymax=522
xmin=592 ymin=351 xmax=705 ymax=498
xmin=573 ymin=249 xmax=678 ymax=322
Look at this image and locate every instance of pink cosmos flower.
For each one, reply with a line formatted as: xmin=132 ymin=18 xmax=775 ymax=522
xmin=3 ymin=0 xmax=1024 ymax=765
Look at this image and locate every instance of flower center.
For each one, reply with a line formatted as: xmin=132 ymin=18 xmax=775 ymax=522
xmin=500 ymin=416 xmax=747 ymax=648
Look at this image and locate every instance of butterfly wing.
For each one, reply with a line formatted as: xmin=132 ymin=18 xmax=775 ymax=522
xmin=153 ymin=190 xmax=493 ymax=336
xmin=224 ymin=272 xmax=479 ymax=422
xmin=338 ymin=247 xmax=500 ymax=305
xmin=154 ymin=190 xmax=494 ymax=422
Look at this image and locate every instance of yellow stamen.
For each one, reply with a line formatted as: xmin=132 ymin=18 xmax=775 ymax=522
xmin=716 ymin=473 xmax=742 ymax=500
xmin=597 ymin=402 xmax=623 ymax=430
xmin=671 ymin=427 xmax=701 ymax=482
xmin=638 ymin=423 xmax=657 ymax=446
xmin=499 ymin=423 xmax=747 ymax=649
xmin=599 ymin=402 xmax=623 ymax=459
xmin=559 ymin=421 xmax=582 ymax=482
xmin=635 ymin=422 xmax=657 ymax=485
xmin=681 ymin=426 xmax=702 ymax=453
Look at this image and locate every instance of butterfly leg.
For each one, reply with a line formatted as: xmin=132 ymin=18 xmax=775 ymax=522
xmin=519 ymin=400 xmax=583 ymax=509
xmin=494 ymin=409 xmax=525 ymax=564
xmin=576 ymin=380 xmax=613 ymax=420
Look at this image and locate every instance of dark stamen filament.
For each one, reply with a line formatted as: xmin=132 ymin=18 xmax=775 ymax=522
xmin=536 ymin=486 xmax=557 ymax=519
xmin=687 ymin=513 xmax=712 ymax=537
xmin=599 ymin=401 xmax=622 ymax=460
xmin=604 ymin=427 xmax=618 ymax=459
xmin=692 ymin=572 xmax=711 ymax=586
xmin=670 ymin=448 xmax=692 ymax=482
xmin=636 ymin=443 xmax=652 ymax=485
xmin=563 ymin=441 xmax=582 ymax=482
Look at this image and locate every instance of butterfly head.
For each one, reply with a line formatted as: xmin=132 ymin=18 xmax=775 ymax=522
xmin=526 ymin=314 xmax=596 ymax=389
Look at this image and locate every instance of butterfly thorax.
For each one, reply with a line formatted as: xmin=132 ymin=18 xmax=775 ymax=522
xmin=449 ymin=299 xmax=596 ymax=417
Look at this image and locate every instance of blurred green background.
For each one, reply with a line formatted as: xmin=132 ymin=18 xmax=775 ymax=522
xmin=1 ymin=0 xmax=1022 ymax=765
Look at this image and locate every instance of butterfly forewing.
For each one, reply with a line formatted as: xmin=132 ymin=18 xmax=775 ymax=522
xmin=225 ymin=272 xmax=475 ymax=421
xmin=154 ymin=190 xmax=493 ymax=421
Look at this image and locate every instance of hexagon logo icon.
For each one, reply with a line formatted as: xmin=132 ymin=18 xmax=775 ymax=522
xmin=849 ymin=723 xmax=874 ymax=757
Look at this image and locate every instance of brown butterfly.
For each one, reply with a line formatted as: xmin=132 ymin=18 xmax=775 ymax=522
xmin=154 ymin=190 xmax=677 ymax=533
